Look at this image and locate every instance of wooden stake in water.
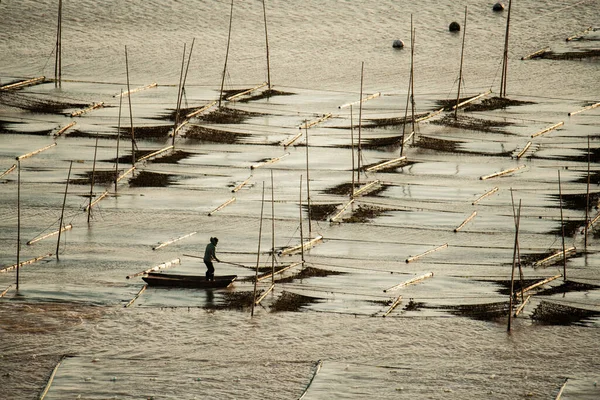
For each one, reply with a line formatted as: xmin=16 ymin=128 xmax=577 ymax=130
xmin=305 ymin=121 xmax=312 ymax=237
xmin=454 ymin=7 xmax=467 ymax=120
xmin=558 ymin=170 xmax=567 ymax=281
xmin=251 ymin=182 xmax=266 ymax=317
xmin=299 ymin=175 xmax=305 ymax=264
xmin=115 ymin=90 xmax=123 ymax=192
xmin=357 ymin=62 xmax=364 ymax=184
xmin=507 ymin=199 xmax=521 ymax=332
xmin=350 ymin=105 xmax=355 ymax=198
xmin=87 ymin=133 xmax=100 ymax=223
xmin=219 ymin=0 xmax=234 ymax=108
xmin=271 ymin=170 xmax=275 ymax=285
xmin=125 ymin=46 xmax=136 ymax=167
xmin=173 ymin=42 xmax=187 ymax=146
xmin=56 ymin=161 xmax=72 ymax=260
xmin=54 ymin=0 xmax=62 ymax=87
xmin=16 ymin=160 xmax=20 ymax=290
xmin=262 ymin=0 xmax=271 ymax=89
xmin=500 ymin=0 xmax=512 ymax=97
xmin=401 ymin=17 xmax=415 ymax=156
xmin=585 ymin=136 xmax=590 ymax=249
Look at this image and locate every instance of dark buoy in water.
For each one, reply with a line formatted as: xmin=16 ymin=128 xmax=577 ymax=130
xmin=392 ymin=39 xmax=404 ymax=49
xmin=449 ymin=21 xmax=460 ymax=32
xmin=493 ymin=2 xmax=505 ymax=11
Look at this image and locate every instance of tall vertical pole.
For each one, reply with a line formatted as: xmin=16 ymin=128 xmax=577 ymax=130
xmin=500 ymin=0 xmax=512 ymax=98
xmin=87 ymin=133 xmax=99 ymax=223
xmin=357 ymin=62 xmax=364 ymax=184
xmin=299 ymin=175 xmax=305 ymax=264
xmin=115 ymin=90 xmax=122 ymax=192
xmin=219 ymin=0 xmax=234 ymax=108
xmin=16 ymin=160 xmax=21 ymax=290
xmin=410 ymin=23 xmax=416 ymax=136
xmin=173 ymin=43 xmax=187 ymax=147
xmin=401 ymin=19 xmax=413 ymax=157
xmin=507 ymin=199 xmax=521 ymax=332
xmin=271 ymin=170 xmax=275 ymax=286
xmin=54 ymin=0 xmax=62 ymax=87
xmin=585 ymin=136 xmax=590 ymax=249
xmin=251 ymin=182 xmax=265 ymax=317
xmin=350 ymin=105 xmax=355 ymax=198
xmin=455 ymin=7 xmax=467 ymax=120
xmin=125 ymin=46 xmax=135 ymax=167
xmin=56 ymin=161 xmax=72 ymax=260
xmin=305 ymin=121 xmax=312 ymax=237
xmin=262 ymin=0 xmax=271 ymax=89
xmin=558 ymin=170 xmax=567 ymax=281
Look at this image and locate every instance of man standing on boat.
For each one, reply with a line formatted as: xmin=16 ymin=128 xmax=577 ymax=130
xmin=204 ymin=237 xmax=220 ymax=281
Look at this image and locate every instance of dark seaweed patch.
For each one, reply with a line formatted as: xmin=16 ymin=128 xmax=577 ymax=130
xmin=403 ymin=298 xmax=426 ymax=311
xmin=120 ymin=125 xmax=171 ymax=139
xmin=270 ymin=290 xmax=320 ymax=312
xmin=323 ymin=182 xmax=389 ymax=197
xmin=531 ymin=49 xmax=600 ymax=60
xmin=238 ymin=89 xmax=295 ymax=103
xmin=0 ymin=91 xmax=87 ymax=114
xmin=433 ymin=301 xmax=511 ymax=321
xmin=436 ymin=96 xmax=478 ymax=111
xmin=70 ymin=170 xmax=118 ymax=185
xmin=275 ymin=267 xmax=345 ymax=284
xmin=485 ymin=278 xmax=555 ymax=296
xmin=210 ymin=290 xmax=258 ymax=310
xmin=463 ymin=96 xmax=534 ymax=112
xmin=198 ymin=106 xmax=262 ymax=124
xmin=550 ymin=219 xmax=586 ymax=237
xmin=416 ymin=136 xmax=461 ymax=152
xmin=360 ymin=113 xmax=429 ymax=128
xmin=307 ymin=203 xmax=339 ymax=221
xmin=531 ymin=300 xmax=600 ymax=325
xmin=129 ymin=171 xmax=175 ymax=187
xmin=554 ymin=192 xmax=600 ymax=211
xmin=430 ymin=115 xmax=512 ymax=134
xmin=152 ymin=150 xmax=194 ymax=164
xmin=343 ymin=204 xmax=394 ymax=223
xmin=535 ymin=280 xmax=600 ymax=296
xmin=362 ymin=158 xmax=415 ymax=173
xmin=184 ymin=125 xmax=249 ymax=143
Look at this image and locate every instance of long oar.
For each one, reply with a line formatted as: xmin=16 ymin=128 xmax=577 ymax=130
xmin=182 ymin=254 xmax=250 ymax=268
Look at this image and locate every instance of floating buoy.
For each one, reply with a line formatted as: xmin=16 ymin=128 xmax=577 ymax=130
xmin=449 ymin=21 xmax=460 ymax=32
xmin=493 ymin=2 xmax=505 ymax=11
xmin=392 ymin=39 xmax=404 ymax=49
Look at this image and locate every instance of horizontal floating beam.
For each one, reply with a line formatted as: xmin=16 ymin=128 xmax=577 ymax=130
xmin=384 ymin=272 xmax=434 ymax=292
xmin=116 ymin=166 xmax=136 ymax=183
xmin=153 ymin=232 xmax=197 ymax=250
xmin=531 ymin=122 xmax=564 ymax=138
xmin=454 ymin=211 xmax=477 ymax=232
xmin=406 ymin=243 xmax=448 ymax=263
xmin=70 ymin=102 xmax=104 ymax=117
xmin=338 ymin=92 xmax=381 ymax=109
xmin=186 ymin=100 xmax=218 ymax=119
xmin=451 ymin=90 xmax=493 ymax=110
xmin=353 ymin=180 xmax=381 ymax=198
xmin=27 ymin=224 xmax=72 ymax=245
xmin=0 ymin=164 xmax=16 ymax=179
xmin=415 ymin=108 xmax=444 ymax=123
xmin=533 ymin=247 xmax=576 ymax=268
xmin=124 ymin=284 xmax=147 ymax=308
xmin=480 ymin=165 xmax=525 ymax=180
xmin=251 ymin=152 xmax=290 ymax=170
xmin=383 ymin=295 xmax=403 ymax=317
xmin=279 ymin=235 xmax=323 ymax=257
xmin=84 ymin=190 xmax=109 ymax=212
xmin=126 ymin=258 xmax=181 ymax=279
xmin=472 ymin=187 xmax=498 ymax=205
xmin=513 ymin=295 xmax=530 ymax=317
xmin=281 ymin=131 xmax=303 ymax=147
xmin=137 ymin=145 xmax=174 ymax=163
xmin=299 ymin=113 xmax=332 ymax=129
xmin=226 ymin=82 xmax=268 ymax=101
xmin=254 ymin=283 xmax=275 ymax=305
xmin=520 ymin=47 xmax=549 ymax=60
xmin=55 ymin=121 xmax=76 ymax=137
xmin=0 ymin=285 xmax=12 ymax=298
xmin=0 ymin=76 xmax=45 ymax=91
xmin=232 ymin=175 xmax=253 ymax=193
xmin=208 ymin=197 xmax=236 ymax=216
xmin=16 ymin=143 xmax=57 ymax=161
xmin=114 ymin=82 xmax=157 ymax=97
xmin=515 ymin=141 xmax=532 ymax=159
xmin=514 ymin=274 xmax=561 ymax=298
xmin=257 ymin=261 xmax=303 ymax=282
xmin=329 ymin=199 xmax=354 ymax=223
xmin=365 ymin=156 xmax=406 ymax=172
xmin=0 ymin=253 xmax=53 ymax=273
xmin=568 ymin=101 xmax=600 ymax=116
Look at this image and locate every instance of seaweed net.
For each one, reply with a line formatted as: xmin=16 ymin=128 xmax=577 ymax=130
xmin=270 ymin=290 xmax=320 ymax=312
xmin=429 ymin=301 xmax=511 ymax=321
xmin=531 ymin=301 xmax=599 ymax=325
xmin=0 ymin=91 xmax=86 ymax=113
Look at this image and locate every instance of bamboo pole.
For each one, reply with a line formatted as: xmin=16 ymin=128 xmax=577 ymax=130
xmin=415 ymin=108 xmax=444 ymax=123
xmin=125 ymin=46 xmax=136 ymax=167
xmin=507 ymin=200 xmax=521 ymax=331
xmin=581 ymin=211 xmax=600 ymax=234
xmin=351 ymin=105 xmax=355 ymax=198
xmin=0 ymin=253 xmax=53 ymax=273
xmin=174 ymin=43 xmax=187 ymax=147
xmin=383 ymin=272 xmax=434 ymax=292
xmin=558 ymin=170 xmax=567 ymax=281
xmin=254 ymin=283 xmax=274 ymax=305
xmin=56 ymin=163 xmax=72 ymax=248
xmin=520 ymin=47 xmax=549 ymax=60
xmin=271 ymin=170 xmax=275 ymax=285
xmin=329 ymin=199 xmax=355 ymax=223
xmin=28 ymin=224 xmax=72 ymax=245
xmin=568 ymin=101 xmax=600 ymax=116
xmin=207 ymin=197 xmax=236 ymax=216
xmin=365 ymin=156 xmax=407 ymax=172
xmin=232 ymin=175 xmax=252 ymax=193
xmin=114 ymin=83 xmax=157 ymax=97
xmin=383 ymin=295 xmax=403 ymax=317
xmin=338 ymin=92 xmax=381 ymax=109
xmin=152 ymin=232 xmax=197 ymax=250
xmin=555 ymin=378 xmax=569 ymax=399
xmin=405 ymin=243 xmax=448 ymax=263
xmin=252 ymin=183 xmax=266 ymax=317
xmin=300 ymin=113 xmax=332 ymax=130
xmin=186 ymin=101 xmax=218 ymax=119
xmin=262 ymin=0 xmax=271 ymax=89
xmin=124 ymin=284 xmax=147 ymax=308
xmin=136 ymin=145 xmax=174 ymax=163
xmin=480 ymin=165 xmax=525 ymax=180
xmin=0 ymin=285 xmax=12 ymax=298
xmin=16 ymin=161 xmax=20 ymax=289
xmin=257 ymin=261 xmax=302 ymax=282
xmin=38 ymin=355 xmax=66 ymax=400
xmin=298 ymin=360 xmax=323 ymax=400
xmin=452 ymin=90 xmax=493 ymax=111
xmin=513 ymin=274 xmax=562 ymax=298
xmin=126 ymin=258 xmax=181 ymax=279
xmin=513 ymin=295 xmax=530 ymax=317
xmin=281 ymin=131 xmax=303 ymax=147
xmin=54 ymin=0 xmax=62 ymax=87
xmin=219 ymin=0 xmax=234 ymax=108
xmin=87 ymin=133 xmax=100 ymax=223
xmin=454 ymin=6 xmax=468 ymax=120
xmin=454 ymin=211 xmax=477 ymax=232
xmin=533 ymin=247 xmax=576 ymax=267
xmin=0 ymin=76 xmax=45 ymax=91
xmin=566 ymin=26 xmax=592 ymax=41
xmin=353 ymin=180 xmax=381 ymax=197
xmin=174 ymin=39 xmax=195 ymax=147
xmin=585 ymin=136 xmax=591 ymax=248
xmin=55 ymin=121 xmax=76 ymax=137
xmin=115 ymin=90 xmax=122 ymax=193
xmin=400 ymin=19 xmax=414 ymax=157
xmin=500 ymin=0 xmax=512 ymax=97
xmin=0 ymin=164 xmax=16 ymax=179
xmin=279 ymin=236 xmax=323 ymax=257
xmin=16 ymin=143 xmax=57 ymax=161
xmin=409 ymin=22 xmax=415 ymax=136
xmin=516 ymin=141 xmax=532 ymax=159
xmin=305 ymin=123 xmax=312 ymax=237
xmin=472 ymin=187 xmax=498 ymax=205
xmin=531 ymin=122 xmax=564 ymax=138
xmin=358 ymin=62 xmax=364 ymax=181
xmin=250 ymin=152 xmax=290 ymax=169
xmin=226 ymin=82 xmax=268 ymax=101
xmin=299 ymin=176 xmax=305 ymax=263
xmin=70 ymin=102 xmax=104 ymax=117
xmin=116 ymin=166 xmax=136 ymax=183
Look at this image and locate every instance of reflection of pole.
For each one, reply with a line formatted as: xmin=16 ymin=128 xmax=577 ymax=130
xmin=500 ymin=0 xmax=512 ymax=97
xmin=57 ymin=161 xmax=72 ymax=260
xmin=585 ymin=136 xmax=590 ymax=249
xmin=125 ymin=46 xmax=135 ymax=166
xmin=88 ymin=133 xmax=99 ymax=223
xmin=350 ymin=105 xmax=355 ymax=198
xmin=262 ymin=0 xmax=271 ymax=89
xmin=305 ymin=121 xmax=312 ymax=237
xmin=299 ymin=176 xmax=305 ymax=264
xmin=115 ymin=90 xmax=122 ymax=192
xmin=16 ymin=160 xmax=21 ymax=290
xmin=251 ymin=182 xmax=265 ymax=317
xmin=558 ymin=171 xmax=567 ymax=281
xmin=507 ymin=199 xmax=521 ymax=332
xmin=219 ymin=0 xmax=234 ymax=108
xmin=455 ymin=7 xmax=467 ymax=120
xmin=174 ymin=43 xmax=186 ymax=147
xmin=410 ymin=19 xmax=416 ymax=136
xmin=271 ymin=170 xmax=275 ymax=286
xmin=357 ymin=62 xmax=364 ymax=184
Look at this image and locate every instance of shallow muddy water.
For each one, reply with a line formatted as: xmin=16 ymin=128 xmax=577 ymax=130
xmin=1 ymin=1 xmax=600 ymax=399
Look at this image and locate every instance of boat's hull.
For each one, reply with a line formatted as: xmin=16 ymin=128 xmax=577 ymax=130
xmin=142 ymin=273 xmax=237 ymax=289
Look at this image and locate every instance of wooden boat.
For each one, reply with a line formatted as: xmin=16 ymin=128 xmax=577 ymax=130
xmin=142 ymin=272 xmax=237 ymax=289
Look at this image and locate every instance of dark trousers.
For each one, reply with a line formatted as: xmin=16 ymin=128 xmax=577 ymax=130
xmin=204 ymin=260 xmax=214 ymax=280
